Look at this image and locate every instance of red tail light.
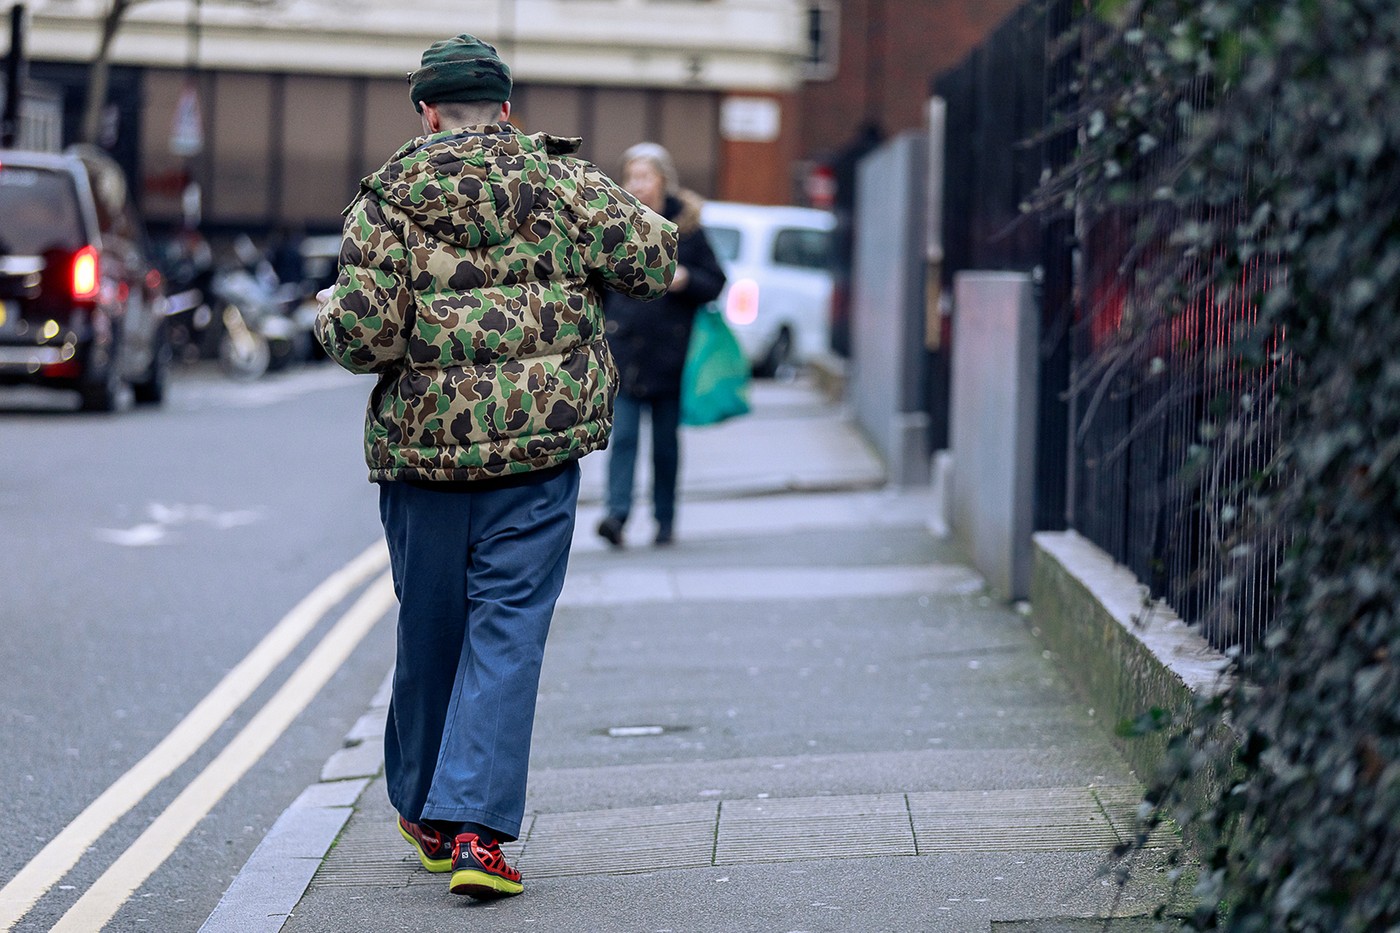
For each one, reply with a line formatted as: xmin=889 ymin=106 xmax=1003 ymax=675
xmin=724 ymin=278 xmax=760 ymax=327
xmin=72 ymin=246 xmax=100 ymax=301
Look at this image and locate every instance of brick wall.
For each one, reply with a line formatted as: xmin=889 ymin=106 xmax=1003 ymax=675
xmin=797 ymin=0 xmax=1025 ymax=167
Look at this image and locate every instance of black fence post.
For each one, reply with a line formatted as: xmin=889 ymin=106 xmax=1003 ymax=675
xmin=2 ymin=5 xmax=25 ymax=148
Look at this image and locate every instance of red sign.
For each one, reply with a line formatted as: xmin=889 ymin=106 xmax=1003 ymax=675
xmin=805 ymin=164 xmax=836 ymax=209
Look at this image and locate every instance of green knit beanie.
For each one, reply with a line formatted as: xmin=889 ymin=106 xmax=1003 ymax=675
xmin=409 ymin=35 xmax=512 ymax=108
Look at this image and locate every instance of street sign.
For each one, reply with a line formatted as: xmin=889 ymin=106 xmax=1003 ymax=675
xmin=170 ymin=80 xmax=203 ymax=157
xmin=720 ymin=96 xmax=780 ymax=143
xmin=805 ymin=163 xmax=836 ymax=209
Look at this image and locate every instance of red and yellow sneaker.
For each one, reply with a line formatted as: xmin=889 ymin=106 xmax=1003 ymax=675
xmin=449 ymin=832 xmax=524 ymax=899
xmin=397 ymin=817 xmax=453 ymax=872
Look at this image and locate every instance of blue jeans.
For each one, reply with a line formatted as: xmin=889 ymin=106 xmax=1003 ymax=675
xmin=605 ymin=391 xmax=681 ymax=530
xmin=377 ymin=463 xmax=579 ymax=842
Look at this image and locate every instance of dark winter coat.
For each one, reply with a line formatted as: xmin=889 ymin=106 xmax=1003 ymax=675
xmin=603 ymin=190 xmax=726 ymax=398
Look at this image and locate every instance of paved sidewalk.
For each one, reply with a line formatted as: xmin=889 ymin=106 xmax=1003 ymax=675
xmin=202 ymin=378 xmax=1178 ymax=933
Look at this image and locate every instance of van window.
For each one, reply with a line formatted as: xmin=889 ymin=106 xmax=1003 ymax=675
xmin=702 ymin=226 xmax=742 ymax=264
xmin=83 ymin=163 xmax=138 ymax=241
xmin=0 ymin=167 xmax=85 ymax=255
xmin=772 ymin=228 xmax=831 ymax=270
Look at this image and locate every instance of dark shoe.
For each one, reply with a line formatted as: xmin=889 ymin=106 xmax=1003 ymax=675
xmin=654 ymin=525 xmax=674 ymax=546
xmin=398 ymin=817 xmax=453 ymax=872
xmin=449 ymin=832 xmax=523 ymax=898
xmin=597 ymin=515 xmax=625 ymax=547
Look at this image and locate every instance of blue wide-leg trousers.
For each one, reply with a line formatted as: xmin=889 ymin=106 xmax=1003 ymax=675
xmin=377 ymin=463 xmax=579 ymax=842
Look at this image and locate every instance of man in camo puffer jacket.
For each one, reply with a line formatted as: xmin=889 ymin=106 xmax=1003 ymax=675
xmin=315 ymin=34 xmax=676 ymax=901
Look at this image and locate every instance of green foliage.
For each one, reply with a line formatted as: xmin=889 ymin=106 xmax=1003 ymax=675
xmin=1117 ymin=706 xmax=1173 ymax=739
xmin=1045 ymin=0 xmax=1400 ymax=928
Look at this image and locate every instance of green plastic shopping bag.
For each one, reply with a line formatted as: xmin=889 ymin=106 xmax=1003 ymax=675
xmin=681 ymin=306 xmax=751 ymax=426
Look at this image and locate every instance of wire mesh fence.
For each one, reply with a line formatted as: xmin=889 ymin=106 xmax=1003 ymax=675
xmin=938 ymin=0 xmax=1283 ymax=653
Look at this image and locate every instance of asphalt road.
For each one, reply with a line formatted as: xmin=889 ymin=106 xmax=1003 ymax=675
xmin=0 ymin=363 xmax=394 ymax=932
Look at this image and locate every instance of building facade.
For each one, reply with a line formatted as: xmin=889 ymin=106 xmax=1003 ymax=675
xmin=17 ymin=0 xmax=807 ymax=231
xmin=9 ymin=0 xmax=1023 ymax=234
xmin=795 ymin=0 xmax=1023 ymax=167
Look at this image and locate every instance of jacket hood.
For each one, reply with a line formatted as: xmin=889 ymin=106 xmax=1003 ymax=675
xmin=363 ymin=124 xmax=581 ymax=248
xmin=670 ymin=189 xmax=705 ymax=236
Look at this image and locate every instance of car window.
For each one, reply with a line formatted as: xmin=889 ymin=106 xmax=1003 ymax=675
xmin=85 ymin=166 xmax=138 ymax=242
xmin=702 ymin=225 xmax=742 ymax=264
xmin=772 ymin=227 xmax=832 ymax=271
xmin=0 ymin=166 xmax=84 ymax=255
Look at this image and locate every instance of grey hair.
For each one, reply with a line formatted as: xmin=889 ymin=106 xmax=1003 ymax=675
xmin=621 ymin=142 xmax=679 ymax=195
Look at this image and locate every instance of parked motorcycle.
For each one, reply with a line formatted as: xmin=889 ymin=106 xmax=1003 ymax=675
xmin=211 ymin=267 xmax=309 ymax=379
xmin=159 ymin=231 xmax=319 ymax=379
xmin=159 ymin=231 xmax=219 ymax=363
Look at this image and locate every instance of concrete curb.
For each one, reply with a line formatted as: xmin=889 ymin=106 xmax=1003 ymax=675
xmin=198 ymin=672 xmax=392 ymax=933
xmin=805 ymin=352 xmax=847 ymax=402
xmin=1029 ymin=530 xmax=1231 ymax=786
xmin=197 ymin=779 xmax=370 ymax=933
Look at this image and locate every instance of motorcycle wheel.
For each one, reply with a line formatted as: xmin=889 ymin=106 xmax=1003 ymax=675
xmin=266 ymin=332 xmax=307 ymax=372
xmin=218 ymin=305 xmax=271 ymax=380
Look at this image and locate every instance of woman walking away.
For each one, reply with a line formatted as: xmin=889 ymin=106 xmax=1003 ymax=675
xmin=597 ymin=143 xmax=727 ymax=547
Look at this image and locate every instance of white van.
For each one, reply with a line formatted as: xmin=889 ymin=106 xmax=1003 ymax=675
xmin=699 ymin=201 xmax=836 ymax=376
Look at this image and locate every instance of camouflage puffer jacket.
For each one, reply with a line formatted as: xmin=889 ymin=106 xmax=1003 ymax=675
xmin=316 ymin=124 xmax=677 ymax=482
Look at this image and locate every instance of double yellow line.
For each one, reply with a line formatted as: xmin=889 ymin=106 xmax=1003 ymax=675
xmin=0 ymin=541 xmax=396 ymax=932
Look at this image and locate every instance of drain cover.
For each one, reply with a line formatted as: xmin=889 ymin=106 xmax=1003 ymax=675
xmin=602 ymin=724 xmax=690 ymax=737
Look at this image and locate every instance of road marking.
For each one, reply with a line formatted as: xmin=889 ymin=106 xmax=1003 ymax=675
xmin=49 ymin=572 xmax=397 ymax=933
xmin=0 ymin=541 xmax=389 ymax=931
xmin=94 ymin=504 xmax=264 ymax=547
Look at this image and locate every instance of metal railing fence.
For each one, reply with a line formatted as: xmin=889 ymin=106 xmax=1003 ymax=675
xmin=938 ymin=0 xmax=1282 ymax=653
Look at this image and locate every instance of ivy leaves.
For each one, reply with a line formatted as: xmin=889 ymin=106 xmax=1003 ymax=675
xmin=1052 ymin=0 xmax=1400 ymax=928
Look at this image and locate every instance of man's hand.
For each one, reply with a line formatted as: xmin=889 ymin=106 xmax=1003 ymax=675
xmin=667 ymin=265 xmax=690 ymax=293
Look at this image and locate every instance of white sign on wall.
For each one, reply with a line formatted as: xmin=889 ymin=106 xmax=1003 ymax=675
xmin=720 ymin=96 xmax=781 ymax=143
xmin=170 ymin=81 xmax=204 ymax=158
